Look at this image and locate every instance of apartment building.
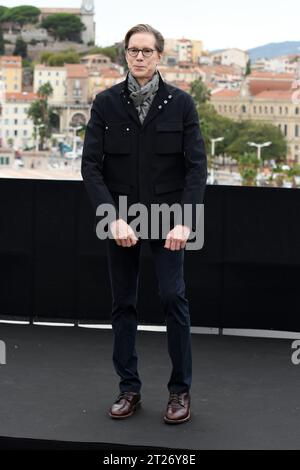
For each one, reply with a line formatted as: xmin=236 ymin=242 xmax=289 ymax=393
xmin=34 ymin=65 xmax=67 ymax=105
xmin=0 ymin=92 xmax=37 ymax=149
xmin=0 ymin=56 xmax=22 ymax=93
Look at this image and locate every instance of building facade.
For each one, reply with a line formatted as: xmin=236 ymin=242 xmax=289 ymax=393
xmin=211 ymin=71 xmax=300 ymax=163
xmin=34 ymin=65 xmax=67 ymax=105
xmin=0 ymin=56 xmax=22 ymax=93
xmin=0 ymin=92 xmax=37 ymax=150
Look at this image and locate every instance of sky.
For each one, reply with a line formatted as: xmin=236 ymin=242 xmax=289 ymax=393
xmin=1 ymin=0 xmax=300 ymax=51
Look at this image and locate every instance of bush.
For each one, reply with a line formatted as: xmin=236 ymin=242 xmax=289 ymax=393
xmin=41 ymin=13 xmax=85 ymax=42
xmin=0 ymin=6 xmax=40 ymax=26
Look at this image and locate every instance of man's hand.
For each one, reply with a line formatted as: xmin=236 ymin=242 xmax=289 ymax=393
xmin=109 ymin=218 xmax=139 ymax=247
xmin=164 ymin=224 xmax=191 ymax=250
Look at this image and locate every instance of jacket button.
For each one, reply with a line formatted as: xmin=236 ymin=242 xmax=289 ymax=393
xmin=105 ymin=126 xmax=108 ymax=129
xmin=126 ymin=128 xmax=130 ymax=131
xmin=127 ymin=101 xmax=130 ymax=104
xmin=168 ymin=95 xmax=172 ymax=99
xmin=164 ymin=100 xmax=168 ymax=104
xmin=158 ymin=105 xmax=162 ymax=109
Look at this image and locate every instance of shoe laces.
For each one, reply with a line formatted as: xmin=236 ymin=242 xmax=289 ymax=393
xmin=116 ymin=391 xmax=137 ymax=403
xmin=168 ymin=392 xmax=185 ymax=407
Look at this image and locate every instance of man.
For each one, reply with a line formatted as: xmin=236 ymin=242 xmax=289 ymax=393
xmin=81 ymin=24 xmax=207 ymax=424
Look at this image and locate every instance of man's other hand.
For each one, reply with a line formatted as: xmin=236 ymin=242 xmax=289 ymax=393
xmin=109 ymin=219 xmax=139 ymax=247
xmin=164 ymin=225 xmax=191 ymax=250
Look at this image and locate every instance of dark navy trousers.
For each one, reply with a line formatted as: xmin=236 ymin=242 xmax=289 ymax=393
xmin=106 ymin=238 xmax=192 ymax=394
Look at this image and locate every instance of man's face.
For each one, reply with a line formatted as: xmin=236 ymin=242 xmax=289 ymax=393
xmin=125 ymin=32 xmax=162 ymax=83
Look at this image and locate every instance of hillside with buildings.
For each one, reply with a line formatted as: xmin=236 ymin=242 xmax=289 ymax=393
xmin=0 ymin=1 xmax=96 ymax=60
xmin=1 ymin=14 xmax=300 ymax=182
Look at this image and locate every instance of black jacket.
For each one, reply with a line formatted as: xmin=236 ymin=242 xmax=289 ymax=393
xmin=81 ymin=70 xmax=207 ymax=237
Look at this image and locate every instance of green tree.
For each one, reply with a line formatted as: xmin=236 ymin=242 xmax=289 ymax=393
xmin=237 ymin=152 xmax=260 ymax=186
xmin=226 ymin=120 xmax=287 ymax=163
xmin=0 ymin=25 xmax=4 ymax=55
xmin=14 ymin=37 xmax=27 ymax=58
xmin=41 ymin=13 xmax=85 ymax=42
xmin=0 ymin=6 xmax=40 ymax=25
xmin=0 ymin=6 xmax=9 ymax=22
xmin=41 ymin=49 xmax=80 ymax=66
xmin=197 ymin=102 xmax=237 ymax=156
xmin=245 ymin=59 xmax=251 ymax=76
xmin=190 ymin=78 xmax=211 ymax=104
xmin=27 ymin=82 xmax=56 ymax=150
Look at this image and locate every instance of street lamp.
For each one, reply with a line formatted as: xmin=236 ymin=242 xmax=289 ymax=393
xmin=210 ymin=137 xmax=224 ymax=183
xmin=33 ymin=123 xmax=45 ymax=152
xmin=247 ymin=141 xmax=272 ymax=163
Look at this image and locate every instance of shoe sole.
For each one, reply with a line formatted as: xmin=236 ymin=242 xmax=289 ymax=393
xmin=163 ymin=410 xmax=191 ymax=424
xmin=108 ymin=400 xmax=141 ymax=419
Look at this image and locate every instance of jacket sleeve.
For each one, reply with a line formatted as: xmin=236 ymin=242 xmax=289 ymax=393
xmin=81 ymin=93 xmax=119 ymax=225
xmin=176 ymin=93 xmax=207 ymax=232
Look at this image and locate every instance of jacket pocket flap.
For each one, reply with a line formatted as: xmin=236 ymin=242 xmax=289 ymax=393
xmin=156 ymin=121 xmax=183 ymax=132
xmin=154 ymin=179 xmax=185 ymax=194
xmin=106 ymin=180 xmax=131 ymax=194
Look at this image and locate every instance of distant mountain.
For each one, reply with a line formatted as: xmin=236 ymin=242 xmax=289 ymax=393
xmin=209 ymin=42 xmax=300 ymax=63
xmin=248 ymin=42 xmax=300 ymax=62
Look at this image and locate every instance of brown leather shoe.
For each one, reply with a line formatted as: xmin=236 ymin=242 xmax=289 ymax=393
xmin=163 ymin=392 xmax=191 ymax=424
xmin=109 ymin=391 xmax=141 ymax=419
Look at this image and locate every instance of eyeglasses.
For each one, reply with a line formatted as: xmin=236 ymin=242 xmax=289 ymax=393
xmin=126 ymin=47 xmax=157 ymax=58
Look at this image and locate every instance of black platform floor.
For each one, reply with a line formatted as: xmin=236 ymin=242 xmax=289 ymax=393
xmin=0 ymin=323 xmax=300 ymax=450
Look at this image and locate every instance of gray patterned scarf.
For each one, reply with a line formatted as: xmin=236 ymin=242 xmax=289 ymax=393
xmin=127 ymin=70 xmax=160 ymax=124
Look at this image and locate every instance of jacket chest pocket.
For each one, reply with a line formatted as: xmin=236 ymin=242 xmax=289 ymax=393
xmin=104 ymin=122 xmax=132 ymax=154
xmin=155 ymin=121 xmax=183 ymax=154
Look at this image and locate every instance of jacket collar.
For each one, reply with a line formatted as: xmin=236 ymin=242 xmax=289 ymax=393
xmin=119 ymin=69 xmax=174 ymax=129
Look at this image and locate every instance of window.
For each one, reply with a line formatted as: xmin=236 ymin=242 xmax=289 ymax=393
xmin=14 ymin=107 xmax=18 ymax=113
xmin=14 ymin=130 xmax=18 ymax=136
xmin=23 ymin=119 xmax=27 ymax=125
xmin=265 ymin=106 xmax=268 ymax=114
xmin=242 ymin=105 xmax=247 ymax=113
xmin=259 ymin=106 xmax=262 ymax=113
xmin=253 ymin=106 xmax=256 ymax=113
xmin=295 ymin=125 xmax=299 ymax=138
xmin=279 ymin=106 xmax=282 ymax=114
xmin=270 ymin=107 xmax=274 ymax=114
xmin=5 ymin=119 xmax=9 ymax=125
xmin=285 ymin=107 xmax=288 ymax=115
xmin=284 ymin=124 xmax=288 ymax=136
xmin=296 ymin=107 xmax=299 ymax=115
xmin=14 ymin=119 xmax=18 ymax=125
xmin=23 ymin=130 xmax=27 ymax=136
xmin=14 ymin=84 xmax=18 ymax=90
